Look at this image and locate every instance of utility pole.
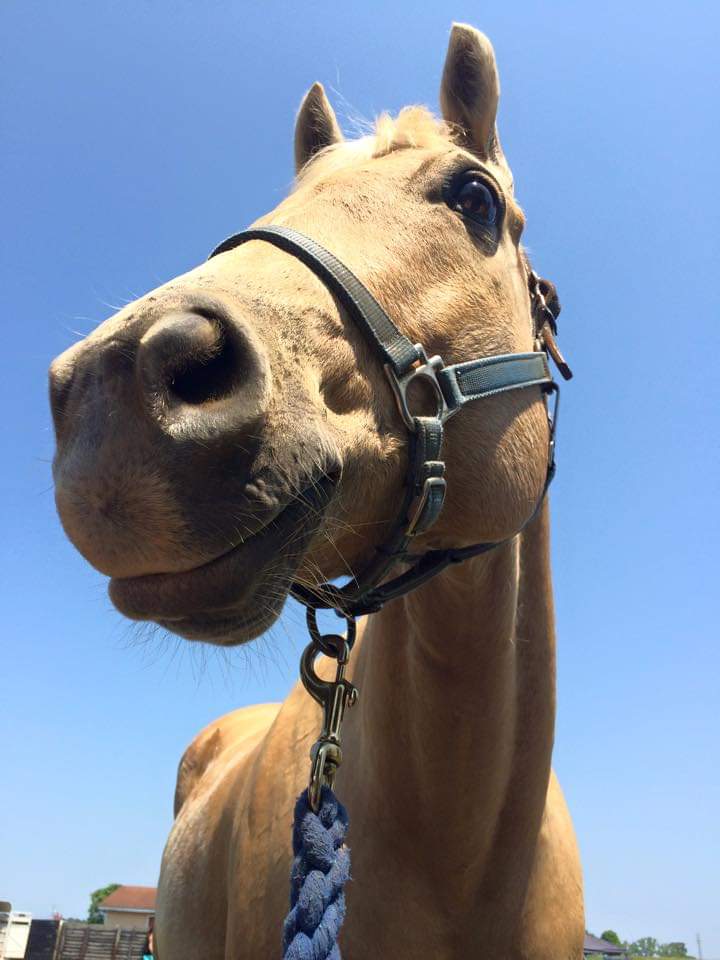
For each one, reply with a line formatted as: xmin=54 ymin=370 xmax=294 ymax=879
xmin=696 ymin=932 xmax=703 ymax=960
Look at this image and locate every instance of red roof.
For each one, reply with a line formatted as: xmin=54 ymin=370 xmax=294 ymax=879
xmin=99 ymin=886 xmax=156 ymax=911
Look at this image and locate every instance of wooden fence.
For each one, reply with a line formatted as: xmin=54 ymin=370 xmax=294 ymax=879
xmin=52 ymin=924 xmax=147 ymax=960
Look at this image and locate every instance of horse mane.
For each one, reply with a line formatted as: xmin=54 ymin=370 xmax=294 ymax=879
xmin=294 ymin=106 xmax=453 ymax=187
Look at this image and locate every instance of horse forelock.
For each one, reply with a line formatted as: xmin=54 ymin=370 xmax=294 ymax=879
xmin=293 ymin=106 xmax=454 ymax=187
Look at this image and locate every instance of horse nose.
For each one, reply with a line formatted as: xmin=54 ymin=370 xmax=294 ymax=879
xmin=49 ymin=302 xmax=271 ymax=575
xmin=50 ymin=306 xmax=270 ymax=444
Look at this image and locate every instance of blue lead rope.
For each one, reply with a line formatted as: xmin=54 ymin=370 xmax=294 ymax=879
xmin=282 ymin=787 xmax=351 ymax=960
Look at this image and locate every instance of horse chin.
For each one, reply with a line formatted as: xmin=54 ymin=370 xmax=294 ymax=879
xmin=108 ymin=475 xmax=337 ymax=646
xmin=156 ymin=597 xmax=285 ymax=645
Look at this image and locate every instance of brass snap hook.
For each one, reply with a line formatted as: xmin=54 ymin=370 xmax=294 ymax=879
xmin=300 ymin=610 xmax=358 ymax=811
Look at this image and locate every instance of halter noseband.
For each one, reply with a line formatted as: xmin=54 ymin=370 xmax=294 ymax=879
xmin=208 ymin=224 xmax=572 ymax=619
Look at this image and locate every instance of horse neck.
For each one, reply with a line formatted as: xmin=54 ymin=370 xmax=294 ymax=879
xmin=341 ymin=501 xmax=556 ymax=897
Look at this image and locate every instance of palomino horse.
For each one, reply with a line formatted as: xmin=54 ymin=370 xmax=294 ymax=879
xmin=50 ymin=23 xmax=584 ymax=960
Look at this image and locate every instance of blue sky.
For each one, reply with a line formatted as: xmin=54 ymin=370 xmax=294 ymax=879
xmin=2 ymin=1 xmax=718 ymax=954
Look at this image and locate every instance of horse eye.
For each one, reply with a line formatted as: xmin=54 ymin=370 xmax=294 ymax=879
xmin=451 ymin=178 xmax=498 ymax=226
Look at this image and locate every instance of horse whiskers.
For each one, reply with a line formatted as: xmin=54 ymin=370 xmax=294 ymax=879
xmin=317 ymin=528 xmax=357 ymax=581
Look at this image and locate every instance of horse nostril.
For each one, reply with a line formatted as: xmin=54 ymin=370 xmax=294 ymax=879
xmin=140 ymin=312 xmax=242 ymax=408
xmin=168 ymin=328 xmax=239 ymax=406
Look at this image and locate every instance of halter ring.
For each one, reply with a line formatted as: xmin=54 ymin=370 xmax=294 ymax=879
xmin=384 ymin=347 xmax=452 ymax=431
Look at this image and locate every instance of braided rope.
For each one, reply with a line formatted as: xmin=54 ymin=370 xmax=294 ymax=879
xmin=282 ymin=787 xmax=350 ymax=960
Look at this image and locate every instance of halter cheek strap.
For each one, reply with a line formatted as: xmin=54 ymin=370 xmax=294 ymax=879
xmin=208 ymin=224 xmax=570 ymax=617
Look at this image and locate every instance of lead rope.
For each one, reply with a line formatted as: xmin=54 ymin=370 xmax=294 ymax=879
xmin=282 ymin=612 xmax=357 ymax=960
xmin=282 ymin=787 xmax=350 ymax=960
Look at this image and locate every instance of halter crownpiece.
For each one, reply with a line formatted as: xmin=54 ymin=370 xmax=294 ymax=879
xmin=208 ymin=224 xmax=572 ymax=619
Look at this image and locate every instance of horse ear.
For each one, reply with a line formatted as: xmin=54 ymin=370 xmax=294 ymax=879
xmin=440 ymin=23 xmax=506 ymax=166
xmin=294 ymin=82 xmax=343 ymax=174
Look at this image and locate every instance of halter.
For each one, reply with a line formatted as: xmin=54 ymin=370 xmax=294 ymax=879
xmin=208 ymin=225 xmax=572 ymax=957
xmin=209 ymin=224 xmax=570 ymax=607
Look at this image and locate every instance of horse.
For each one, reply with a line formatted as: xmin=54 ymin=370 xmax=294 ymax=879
xmin=49 ymin=22 xmax=584 ymax=959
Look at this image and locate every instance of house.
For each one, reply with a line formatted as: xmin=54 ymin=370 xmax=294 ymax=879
xmin=584 ymin=933 xmax=629 ymax=958
xmin=97 ymin=886 xmax=156 ymax=931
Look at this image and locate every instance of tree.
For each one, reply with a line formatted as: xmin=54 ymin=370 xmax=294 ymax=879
xmin=659 ymin=944 xmax=688 ymax=957
xmin=602 ymin=931 xmax=622 ymax=946
xmin=629 ymin=937 xmax=659 ymax=957
xmin=87 ymin=884 xmax=120 ymax=924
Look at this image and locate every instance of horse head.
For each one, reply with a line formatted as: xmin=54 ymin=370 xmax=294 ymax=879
xmin=50 ymin=24 xmax=552 ymax=645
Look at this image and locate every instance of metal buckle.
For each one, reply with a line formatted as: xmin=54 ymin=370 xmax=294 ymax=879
xmin=406 ymin=475 xmax=446 ymax=537
xmin=529 ymin=269 xmax=558 ymax=335
xmin=385 ymin=345 xmax=451 ymax=431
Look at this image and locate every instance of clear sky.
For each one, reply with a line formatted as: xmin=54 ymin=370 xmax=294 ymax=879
xmin=2 ymin=1 xmax=718 ymax=955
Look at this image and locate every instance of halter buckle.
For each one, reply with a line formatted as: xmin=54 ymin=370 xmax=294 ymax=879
xmin=385 ymin=346 xmax=452 ymax=431
xmin=406 ymin=475 xmax=446 ymax=537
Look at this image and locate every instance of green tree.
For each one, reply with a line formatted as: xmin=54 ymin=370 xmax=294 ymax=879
xmin=87 ymin=884 xmax=120 ymax=924
xmin=602 ymin=931 xmax=622 ymax=946
xmin=659 ymin=944 xmax=688 ymax=957
xmin=629 ymin=937 xmax=659 ymax=957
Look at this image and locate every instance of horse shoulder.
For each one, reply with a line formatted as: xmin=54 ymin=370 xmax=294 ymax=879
xmin=155 ymin=703 xmax=282 ymax=960
xmin=174 ymin=702 xmax=281 ymax=816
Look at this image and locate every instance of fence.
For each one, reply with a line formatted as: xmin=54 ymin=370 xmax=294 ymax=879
xmin=47 ymin=924 xmax=146 ymax=960
xmin=23 ymin=920 xmax=59 ymax=960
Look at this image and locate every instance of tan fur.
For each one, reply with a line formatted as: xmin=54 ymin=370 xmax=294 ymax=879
xmin=50 ymin=23 xmax=584 ymax=959
xmin=173 ymin=704 xmax=281 ymax=816
xmin=295 ymin=106 xmax=454 ymax=186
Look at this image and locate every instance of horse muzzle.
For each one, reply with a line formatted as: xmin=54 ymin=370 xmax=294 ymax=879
xmin=50 ymin=291 xmax=294 ymax=584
